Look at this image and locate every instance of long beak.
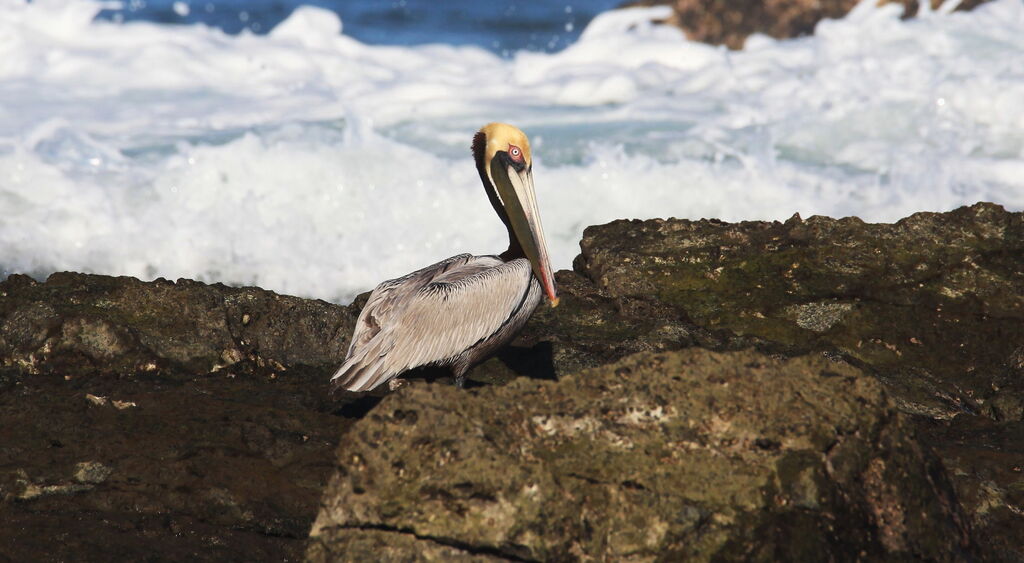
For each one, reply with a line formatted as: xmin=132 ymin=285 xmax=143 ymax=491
xmin=489 ymin=160 xmax=559 ymax=307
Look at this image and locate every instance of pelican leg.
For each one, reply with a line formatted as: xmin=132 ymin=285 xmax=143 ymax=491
xmin=453 ymin=362 xmax=470 ymax=389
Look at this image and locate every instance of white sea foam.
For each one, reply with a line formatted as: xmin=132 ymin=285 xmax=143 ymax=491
xmin=1 ymin=0 xmax=1023 ymax=302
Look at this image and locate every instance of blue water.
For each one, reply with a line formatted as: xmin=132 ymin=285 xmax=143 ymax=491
xmin=96 ymin=0 xmax=624 ymax=54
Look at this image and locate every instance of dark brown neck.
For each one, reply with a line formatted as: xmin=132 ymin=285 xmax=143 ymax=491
xmin=472 ymin=131 xmax=522 ymax=261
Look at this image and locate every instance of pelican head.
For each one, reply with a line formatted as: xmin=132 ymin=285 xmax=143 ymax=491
xmin=473 ymin=123 xmax=558 ymax=307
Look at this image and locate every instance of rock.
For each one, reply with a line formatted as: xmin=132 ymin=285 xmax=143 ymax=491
xmin=575 ymin=203 xmax=1024 ymax=420
xmin=73 ymin=461 xmax=113 ymax=484
xmin=569 ymin=202 xmax=1024 ymax=559
xmin=0 ymin=358 xmax=351 ymax=561
xmin=0 ymin=273 xmax=363 ymax=561
xmin=308 ymin=348 xmax=975 ymax=561
xmin=984 ymin=346 xmax=1024 ymax=423
xmin=921 ymin=415 xmax=1024 ymax=561
xmin=627 ymin=0 xmax=990 ymax=49
xmin=2 ymin=203 xmax=1022 ymax=560
xmin=0 ymin=272 xmax=357 ymax=376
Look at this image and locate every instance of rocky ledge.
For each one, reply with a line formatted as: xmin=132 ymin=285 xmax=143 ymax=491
xmin=308 ymin=349 xmax=973 ymax=561
xmin=1 ymin=202 xmax=1022 ymax=561
xmin=629 ymin=0 xmax=990 ymax=49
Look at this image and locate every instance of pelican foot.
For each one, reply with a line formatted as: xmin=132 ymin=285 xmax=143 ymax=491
xmin=388 ymin=378 xmax=407 ymax=391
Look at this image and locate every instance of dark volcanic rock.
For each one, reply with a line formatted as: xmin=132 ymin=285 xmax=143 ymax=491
xmin=576 ymin=203 xmax=1024 ymax=420
xmin=629 ymin=0 xmax=990 ymax=49
xmin=571 ymin=202 xmax=1024 ymax=559
xmin=2 ymin=203 xmax=1023 ymax=560
xmin=0 ymin=273 xmax=361 ymax=561
xmin=0 ymin=364 xmax=348 ymax=561
xmin=308 ymin=349 xmax=974 ymax=561
xmin=0 ymin=272 xmax=356 ymax=375
xmin=921 ymin=415 xmax=1024 ymax=562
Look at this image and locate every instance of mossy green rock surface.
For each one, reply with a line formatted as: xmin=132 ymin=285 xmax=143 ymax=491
xmin=0 ymin=272 xmax=356 ymax=375
xmin=576 ymin=203 xmax=1024 ymax=419
xmin=308 ymin=349 xmax=973 ymax=562
xmin=568 ymin=202 xmax=1024 ymax=559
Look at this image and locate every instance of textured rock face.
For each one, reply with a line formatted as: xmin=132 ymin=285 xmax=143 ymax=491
xmin=0 ymin=273 xmax=361 ymax=561
xmin=0 ymin=367 xmax=346 ymax=561
xmin=0 ymin=272 xmax=356 ymax=375
xmin=308 ymin=349 xmax=973 ymax=561
xmin=576 ymin=203 xmax=1024 ymax=420
xmin=2 ymin=203 xmax=1022 ymax=560
xmin=631 ymin=0 xmax=990 ymax=49
xmin=570 ymin=202 xmax=1024 ymax=560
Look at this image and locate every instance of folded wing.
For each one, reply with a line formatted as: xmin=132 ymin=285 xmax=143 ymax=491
xmin=331 ymin=254 xmax=535 ymax=392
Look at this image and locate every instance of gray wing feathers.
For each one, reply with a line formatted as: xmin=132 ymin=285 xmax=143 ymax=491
xmin=332 ymin=255 xmax=533 ymax=392
xmin=343 ymin=253 xmax=474 ymax=357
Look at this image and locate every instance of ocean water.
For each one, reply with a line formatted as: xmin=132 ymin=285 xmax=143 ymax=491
xmin=93 ymin=0 xmax=622 ymax=54
xmin=1 ymin=0 xmax=1023 ymax=303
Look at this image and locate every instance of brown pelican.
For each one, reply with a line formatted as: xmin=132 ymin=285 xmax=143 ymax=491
xmin=331 ymin=123 xmax=558 ymax=392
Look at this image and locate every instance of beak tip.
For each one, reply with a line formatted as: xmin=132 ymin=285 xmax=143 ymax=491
xmin=549 ymin=296 xmax=560 ymax=308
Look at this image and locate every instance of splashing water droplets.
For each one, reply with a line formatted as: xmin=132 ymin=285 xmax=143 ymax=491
xmin=0 ymin=1 xmax=1020 ymax=303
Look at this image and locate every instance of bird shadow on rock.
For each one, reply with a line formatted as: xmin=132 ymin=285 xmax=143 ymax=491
xmin=328 ymin=364 xmax=476 ymax=419
xmin=381 ymin=341 xmax=557 ymax=390
xmin=332 ymin=393 xmax=386 ymax=419
xmin=461 ymin=341 xmax=557 ymax=388
xmin=329 ymin=341 xmax=557 ymax=416
xmin=494 ymin=341 xmax=557 ymax=381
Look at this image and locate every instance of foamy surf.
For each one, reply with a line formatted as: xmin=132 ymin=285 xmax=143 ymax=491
xmin=1 ymin=0 xmax=1022 ymax=303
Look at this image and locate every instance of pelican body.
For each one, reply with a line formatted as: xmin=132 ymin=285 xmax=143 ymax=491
xmin=331 ymin=123 xmax=558 ymax=392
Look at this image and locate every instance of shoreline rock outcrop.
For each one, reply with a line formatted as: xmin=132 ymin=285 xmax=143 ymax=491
xmin=1 ymin=202 xmax=1022 ymax=560
xmin=628 ymin=0 xmax=991 ymax=49
xmin=309 ymin=348 xmax=974 ymax=561
xmin=0 ymin=272 xmax=357 ymax=377
xmin=573 ymin=203 xmax=1024 ymax=421
xmin=0 ymin=274 xmax=361 ymax=561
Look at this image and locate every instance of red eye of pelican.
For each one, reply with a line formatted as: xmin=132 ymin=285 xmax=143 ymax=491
xmin=509 ymin=145 xmax=523 ymax=163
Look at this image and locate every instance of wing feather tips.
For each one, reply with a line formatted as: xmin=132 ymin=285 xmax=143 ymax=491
xmin=330 ymin=345 xmax=386 ymax=392
xmin=331 ymin=360 xmax=387 ymax=393
xmin=331 ymin=331 xmax=406 ymax=392
xmin=329 ymin=358 xmax=367 ymax=392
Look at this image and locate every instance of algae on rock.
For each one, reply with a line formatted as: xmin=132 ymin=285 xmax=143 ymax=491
xmin=0 ymin=272 xmax=358 ymax=376
xmin=309 ymin=348 xmax=973 ymax=562
xmin=575 ymin=203 xmax=1024 ymax=420
xmin=3 ymin=203 xmax=1022 ymax=560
